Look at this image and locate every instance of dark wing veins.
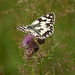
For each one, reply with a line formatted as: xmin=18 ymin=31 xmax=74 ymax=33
xmin=27 ymin=25 xmax=41 ymax=36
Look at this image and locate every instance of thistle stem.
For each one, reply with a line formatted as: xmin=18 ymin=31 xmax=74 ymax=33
xmin=31 ymin=67 xmax=34 ymax=75
xmin=40 ymin=62 xmax=43 ymax=75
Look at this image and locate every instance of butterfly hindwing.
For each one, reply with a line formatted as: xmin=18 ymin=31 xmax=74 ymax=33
xmin=17 ymin=12 xmax=55 ymax=39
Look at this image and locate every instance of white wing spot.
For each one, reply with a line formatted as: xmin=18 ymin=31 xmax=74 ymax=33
xmin=46 ymin=15 xmax=49 ymax=17
xmin=40 ymin=30 xmax=45 ymax=35
xmin=50 ymin=16 xmax=53 ymax=18
xmin=35 ymin=27 xmax=40 ymax=29
xmin=49 ymin=32 xmax=51 ymax=35
xmin=40 ymin=24 xmax=46 ymax=28
xmin=46 ymin=21 xmax=50 ymax=23
xmin=41 ymin=17 xmax=47 ymax=20
xmin=47 ymin=19 xmax=51 ymax=22
xmin=50 ymin=24 xmax=53 ymax=26
xmin=32 ymin=20 xmax=39 ymax=25
xmin=46 ymin=35 xmax=49 ymax=37
xmin=40 ymin=21 xmax=46 ymax=24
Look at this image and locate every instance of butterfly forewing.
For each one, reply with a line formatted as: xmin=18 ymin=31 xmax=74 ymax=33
xmin=30 ymin=12 xmax=55 ymax=39
xmin=32 ymin=12 xmax=55 ymax=26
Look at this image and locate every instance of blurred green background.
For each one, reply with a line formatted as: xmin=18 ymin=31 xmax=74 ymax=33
xmin=0 ymin=0 xmax=75 ymax=75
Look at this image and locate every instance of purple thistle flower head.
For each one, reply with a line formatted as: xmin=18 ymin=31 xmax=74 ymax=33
xmin=22 ymin=35 xmax=35 ymax=47
xmin=22 ymin=35 xmax=39 ymax=56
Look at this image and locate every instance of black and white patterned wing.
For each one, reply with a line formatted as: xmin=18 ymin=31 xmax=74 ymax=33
xmin=30 ymin=12 xmax=55 ymax=39
xmin=17 ymin=12 xmax=55 ymax=39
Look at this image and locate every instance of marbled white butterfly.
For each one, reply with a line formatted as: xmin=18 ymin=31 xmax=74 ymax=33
xmin=17 ymin=12 xmax=55 ymax=44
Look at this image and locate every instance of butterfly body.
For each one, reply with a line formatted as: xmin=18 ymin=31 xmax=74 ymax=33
xmin=17 ymin=12 xmax=55 ymax=40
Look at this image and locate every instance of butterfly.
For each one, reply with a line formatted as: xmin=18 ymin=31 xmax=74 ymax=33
xmin=17 ymin=12 xmax=55 ymax=44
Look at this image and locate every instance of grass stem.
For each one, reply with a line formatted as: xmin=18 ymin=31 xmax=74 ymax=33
xmin=40 ymin=62 xmax=43 ymax=75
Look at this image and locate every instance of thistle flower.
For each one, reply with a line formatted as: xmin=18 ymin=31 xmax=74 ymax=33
xmin=22 ymin=35 xmax=39 ymax=56
xmin=22 ymin=35 xmax=34 ymax=47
